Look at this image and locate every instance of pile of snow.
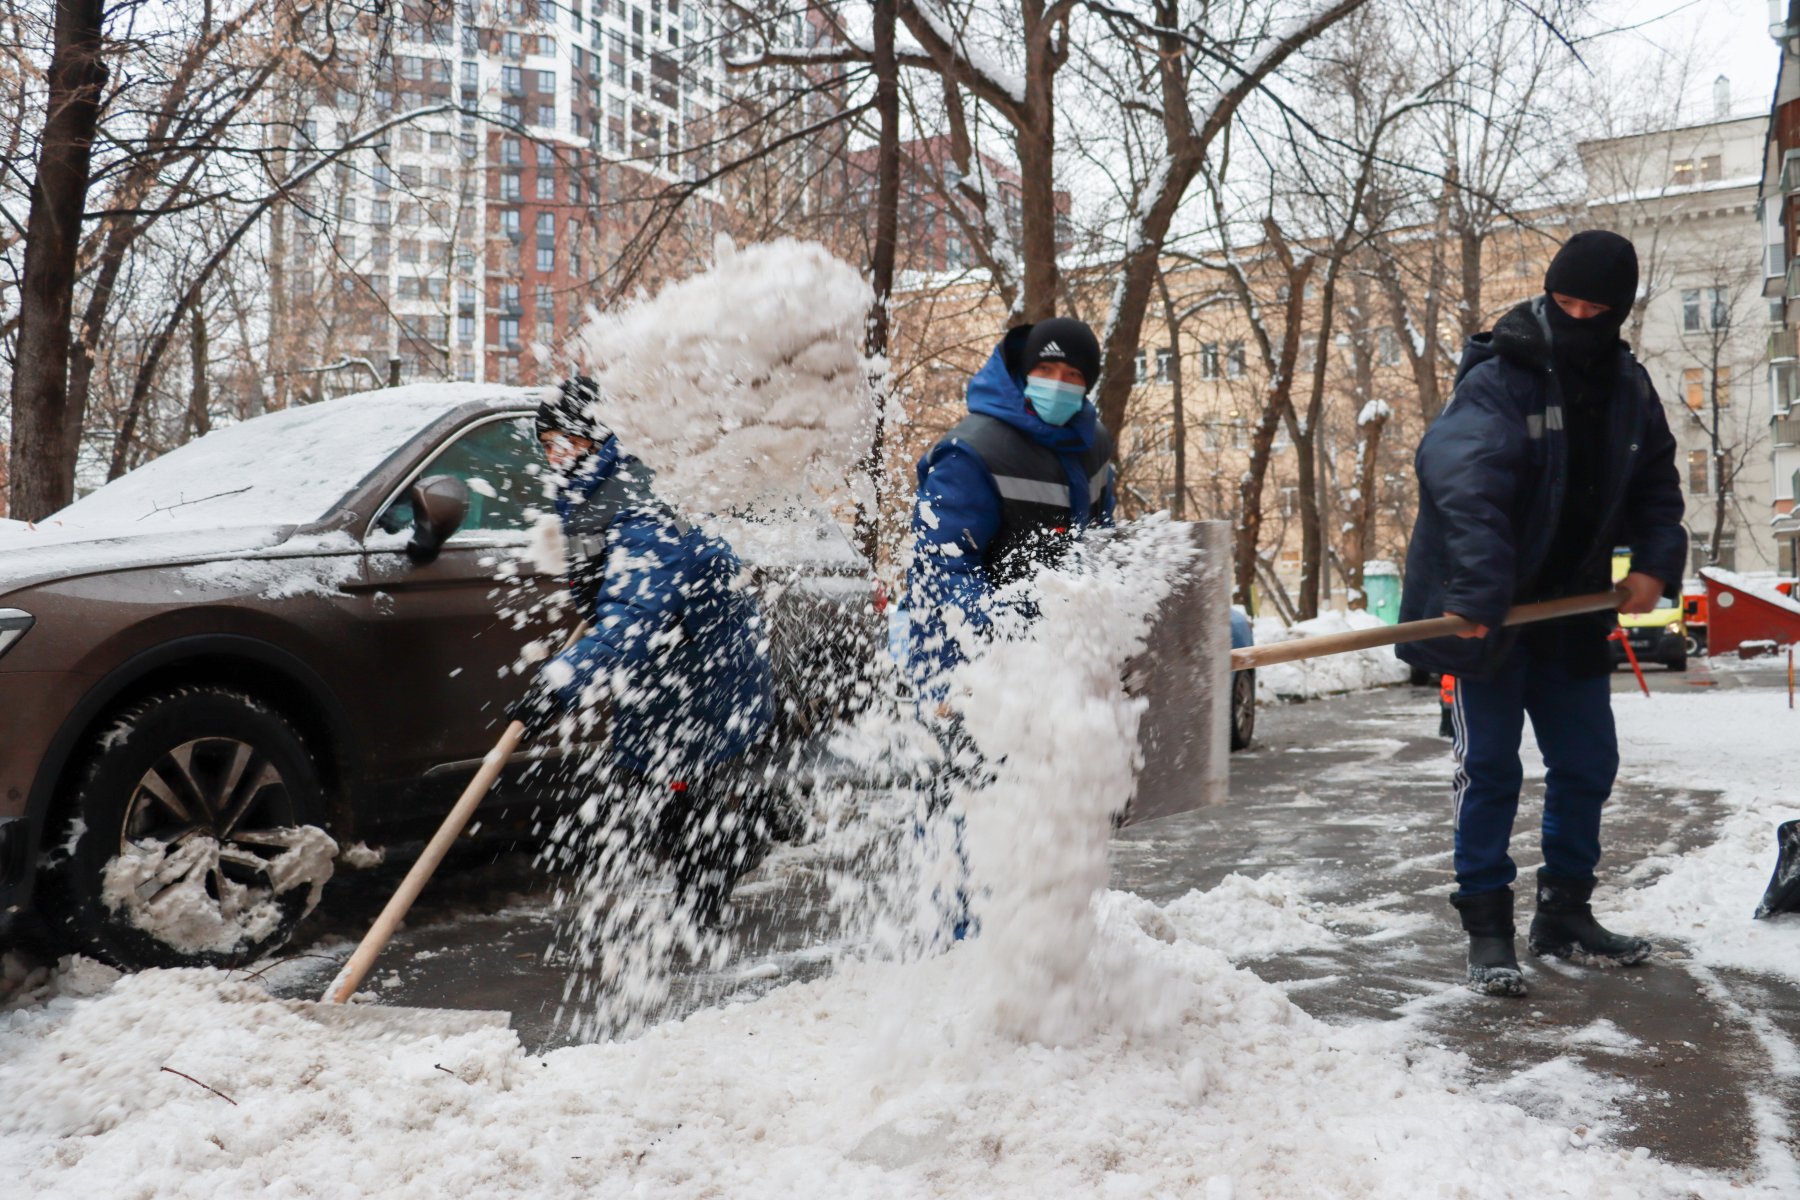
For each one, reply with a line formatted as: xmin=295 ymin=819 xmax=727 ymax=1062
xmin=0 ymin=904 xmax=1763 ymax=1197
xmin=566 ymin=237 xmax=879 ymax=517
xmin=1609 ymin=692 xmax=1800 ymax=986
xmin=100 ymin=827 xmax=337 ymax=956
xmin=1252 ymin=610 xmax=1411 ymax=701
xmin=1160 ymin=872 xmax=1341 ymax=959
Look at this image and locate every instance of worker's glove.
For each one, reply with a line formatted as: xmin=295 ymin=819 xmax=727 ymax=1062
xmin=506 ymin=679 xmax=563 ymax=739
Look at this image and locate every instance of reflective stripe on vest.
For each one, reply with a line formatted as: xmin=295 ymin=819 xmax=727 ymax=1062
xmin=992 ymin=475 xmax=1072 ymax=507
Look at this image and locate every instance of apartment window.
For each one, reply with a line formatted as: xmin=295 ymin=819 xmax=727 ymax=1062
xmin=537 ymin=35 xmax=556 ymax=56
xmin=372 ymin=200 xmax=391 ymax=226
xmin=372 ymin=237 xmax=390 ymax=266
xmin=1133 ymin=349 xmax=1146 ymax=384
xmin=500 ymin=209 xmax=520 ymax=239
xmin=339 ymin=197 xmax=357 ymax=221
xmin=1700 ymin=154 xmax=1722 ymax=183
xmin=499 ymin=316 xmax=520 ymax=347
xmin=396 ymin=202 xmax=419 ymax=226
xmin=373 ymin=163 xmax=391 ymax=191
xmin=1673 ymin=159 xmax=1695 ymax=186
xmin=396 ymin=164 xmax=421 ymax=188
xmin=1280 ymin=487 xmax=1297 ymax=518
xmin=1155 ymin=348 xmax=1173 ymax=385
xmin=501 ymin=172 xmax=521 ymax=201
xmin=1683 ymin=368 xmax=1704 ymax=409
xmin=338 ymin=234 xmax=356 ymax=258
xmin=458 ymin=313 xmax=475 ymax=344
xmin=536 ymin=69 xmax=557 ymax=93
xmin=500 ymin=282 xmax=521 ymax=310
xmin=1226 ymin=340 xmax=1246 ymax=379
xmin=535 ymin=282 xmax=553 ymax=312
xmin=461 ymin=61 xmax=478 ymax=89
xmin=399 ymin=238 xmax=420 ymax=263
xmin=1682 ymin=290 xmax=1701 ymax=332
xmin=537 ymin=245 xmax=556 ymax=272
xmin=537 ymin=104 xmax=557 ymax=129
xmin=400 ymin=128 xmax=423 ymax=151
xmin=1709 ymin=286 xmax=1729 ymax=330
xmin=1199 ymin=342 xmax=1219 ymax=380
xmin=502 ymin=100 xmax=522 ymax=124
xmin=1232 ymin=423 xmax=1248 ymax=449
xmin=502 ymin=66 xmax=524 ymax=97
xmin=1688 ymin=449 xmax=1709 ymax=494
xmin=430 ymin=132 xmax=451 ymax=153
xmin=503 ymin=31 xmax=523 ymax=58
xmin=536 ymin=174 xmax=557 ymax=201
xmin=501 ymin=137 xmax=522 ymax=165
xmin=1378 ymin=327 xmax=1399 ymax=367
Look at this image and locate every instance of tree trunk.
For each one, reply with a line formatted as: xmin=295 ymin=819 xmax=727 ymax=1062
xmin=8 ymin=0 xmax=107 ymax=520
xmin=1345 ymin=405 xmax=1388 ymax=609
xmin=1458 ymin=226 xmax=1484 ymax=341
xmin=1294 ymin=267 xmax=1343 ymax=620
xmin=188 ymin=306 xmax=212 ymax=439
xmin=856 ymin=0 xmax=901 ymax=568
xmin=1157 ymin=270 xmax=1186 ymax=519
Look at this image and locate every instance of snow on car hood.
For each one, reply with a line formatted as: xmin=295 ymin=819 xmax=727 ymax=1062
xmin=46 ymin=383 xmax=542 ymax=534
xmin=0 ymin=523 xmax=299 ymax=597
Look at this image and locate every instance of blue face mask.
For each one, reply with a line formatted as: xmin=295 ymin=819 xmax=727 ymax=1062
xmin=1023 ymin=376 xmax=1086 ymax=426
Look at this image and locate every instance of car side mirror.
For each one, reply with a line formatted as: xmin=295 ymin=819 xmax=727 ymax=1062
xmin=406 ymin=474 xmax=469 ymax=564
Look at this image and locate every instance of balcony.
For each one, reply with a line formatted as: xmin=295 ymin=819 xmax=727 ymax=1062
xmin=1785 ymin=259 xmax=1800 ymax=301
xmin=1775 ymin=414 xmax=1800 ymax=447
xmin=1771 ymin=327 xmax=1797 ymax=363
xmin=1782 ymin=149 xmax=1800 ymax=195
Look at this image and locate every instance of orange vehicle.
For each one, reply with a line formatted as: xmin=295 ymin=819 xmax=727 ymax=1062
xmin=1682 ymin=588 xmax=1708 ymax=656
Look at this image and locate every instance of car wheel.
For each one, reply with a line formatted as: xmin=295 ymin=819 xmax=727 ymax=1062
xmin=1229 ymin=669 xmax=1256 ymax=751
xmin=40 ymin=686 xmax=335 ymax=970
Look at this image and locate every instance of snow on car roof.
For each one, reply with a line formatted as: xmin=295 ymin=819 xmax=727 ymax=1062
xmin=51 ymin=384 xmax=544 ymax=531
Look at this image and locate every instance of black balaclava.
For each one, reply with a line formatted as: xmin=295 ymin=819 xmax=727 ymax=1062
xmin=537 ymin=375 xmax=611 ymax=443
xmin=1542 ymin=230 xmax=1637 ymax=371
xmin=1020 ymin=317 xmax=1101 ymax=390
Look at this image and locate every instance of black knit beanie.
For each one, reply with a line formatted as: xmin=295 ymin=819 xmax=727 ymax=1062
xmin=1020 ymin=318 xmax=1101 ymax=390
xmin=537 ymin=375 xmax=610 ymax=442
xmin=1543 ymin=231 xmax=1638 ymax=315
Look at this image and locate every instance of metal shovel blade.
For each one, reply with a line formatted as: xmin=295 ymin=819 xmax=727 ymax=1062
xmin=1754 ymin=819 xmax=1800 ymax=919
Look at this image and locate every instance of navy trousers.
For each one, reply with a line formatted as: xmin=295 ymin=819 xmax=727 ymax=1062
xmin=1448 ymin=648 xmax=1618 ymax=896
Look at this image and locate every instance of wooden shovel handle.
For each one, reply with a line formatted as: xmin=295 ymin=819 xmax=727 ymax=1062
xmin=322 ymin=719 xmax=527 ymax=1004
xmin=1228 ymin=588 xmax=1626 ymax=672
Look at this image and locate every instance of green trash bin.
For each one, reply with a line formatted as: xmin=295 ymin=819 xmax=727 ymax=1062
xmin=1363 ymin=560 xmax=1400 ymax=625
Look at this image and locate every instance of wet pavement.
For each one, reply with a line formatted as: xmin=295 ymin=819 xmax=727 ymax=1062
xmin=255 ymin=656 xmax=1798 ymax=1180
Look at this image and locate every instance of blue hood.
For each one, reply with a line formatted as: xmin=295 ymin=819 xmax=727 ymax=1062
xmin=555 ymin=434 xmax=623 ymax=520
xmin=965 ymin=328 xmax=1100 ymax=454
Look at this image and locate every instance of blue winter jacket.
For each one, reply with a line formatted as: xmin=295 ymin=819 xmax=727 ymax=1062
xmin=906 ymin=327 xmax=1117 ymax=687
xmin=545 ymin=438 xmax=773 ymax=775
xmin=1396 ymin=298 xmax=1686 ymax=679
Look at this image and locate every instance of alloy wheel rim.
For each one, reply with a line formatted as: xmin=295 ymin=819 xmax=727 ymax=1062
xmin=118 ymin=737 xmax=297 ymax=908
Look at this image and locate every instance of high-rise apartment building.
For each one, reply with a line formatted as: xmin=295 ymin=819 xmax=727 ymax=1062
xmin=280 ymin=0 xmax=724 ymax=395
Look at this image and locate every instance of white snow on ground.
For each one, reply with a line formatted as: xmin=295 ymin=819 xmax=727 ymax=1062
xmin=0 ymin=905 xmax=1761 ymax=1199
xmin=1160 ymin=873 xmax=1341 ymax=959
xmin=1606 ymin=691 xmax=1800 ymax=985
xmin=567 ymin=238 xmax=878 ymax=518
xmin=1253 ymin=610 xmax=1412 ymax=702
xmin=99 ymin=827 xmax=337 ymax=957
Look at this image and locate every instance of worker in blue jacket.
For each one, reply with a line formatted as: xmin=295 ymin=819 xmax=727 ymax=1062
xmin=905 ymin=319 xmax=1116 ymax=943
xmin=907 ymin=318 xmax=1117 ymax=695
xmin=1397 ymin=231 xmax=1686 ymax=997
xmin=512 ymin=377 xmax=774 ymax=926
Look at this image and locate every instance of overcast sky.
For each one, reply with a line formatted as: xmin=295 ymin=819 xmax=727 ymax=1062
xmin=1586 ymin=0 xmax=1781 ymax=120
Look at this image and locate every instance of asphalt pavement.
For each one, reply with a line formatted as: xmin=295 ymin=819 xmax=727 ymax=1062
xmin=251 ymin=656 xmax=1797 ymax=1181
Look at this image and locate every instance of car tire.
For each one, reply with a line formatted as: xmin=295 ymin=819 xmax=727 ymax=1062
xmin=39 ymin=686 xmax=332 ymax=970
xmin=1667 ymin=652 xmax=1687 ymax=673
xmin=1229 ymin=669 xmax=1256 ymax=751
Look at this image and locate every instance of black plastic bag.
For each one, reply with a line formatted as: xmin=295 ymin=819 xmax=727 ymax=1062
xmin=1754 ymin=819 xmax=1800 ymax=919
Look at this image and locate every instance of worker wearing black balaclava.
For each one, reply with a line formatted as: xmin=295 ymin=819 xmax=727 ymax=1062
xmin=1393 ymin=229 xmax=1687 ymax=1001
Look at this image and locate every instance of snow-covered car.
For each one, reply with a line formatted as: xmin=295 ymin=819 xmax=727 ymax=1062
xmin=1228 ymin=608 xmax=1255 ymax=751
xmin=0 ymin=385 xmax=876 ymax=970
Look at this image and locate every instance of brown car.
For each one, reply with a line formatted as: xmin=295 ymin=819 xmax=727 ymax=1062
xmin=0 ymin=384 xmax=872 ymax=968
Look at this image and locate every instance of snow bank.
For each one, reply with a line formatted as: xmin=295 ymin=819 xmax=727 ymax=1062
xmin=1252 ymin=610 xmax=1411 ymax=701
xmin=100 ymin=827 xmax=337 ymax=957
xmin=1608 ymin=693 xmax=1800 ymax=985
xmin=567 ymin=238 xmax=878 ymax=517
xmin=0 ymin=901 xmax=1762 ymax=1198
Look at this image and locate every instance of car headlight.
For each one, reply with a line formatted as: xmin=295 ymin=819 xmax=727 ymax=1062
xmin=0 ymin=609 xmax=33 ymax=660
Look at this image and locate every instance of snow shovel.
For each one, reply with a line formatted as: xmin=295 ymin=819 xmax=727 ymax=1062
xmin=1227 ymin=588 xmax=1630 ymax=672
xmin=303 ymin=626 xmax=592 ymax=1024
xmin=1754 ymin=819 xmax=1800 ymax=919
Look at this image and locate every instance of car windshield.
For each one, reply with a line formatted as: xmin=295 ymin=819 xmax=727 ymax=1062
xmin=52 ymin=386 xmax=516 ymax=531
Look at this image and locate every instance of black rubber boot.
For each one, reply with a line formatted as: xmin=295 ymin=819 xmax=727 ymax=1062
xmin=1449 ymin=888 xmax=1528 ymax=997
xmin=1528 ymin=870 xmax=1652 ymax=966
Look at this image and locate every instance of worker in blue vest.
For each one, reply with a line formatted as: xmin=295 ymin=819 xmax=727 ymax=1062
xmin=907 ymin=318 xmax=1117 ymax=696
xmin=904 ymin=319 xmax=1117 ymax=942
